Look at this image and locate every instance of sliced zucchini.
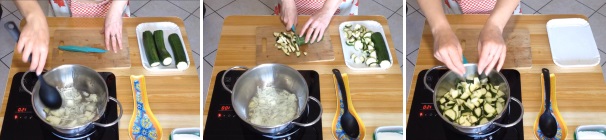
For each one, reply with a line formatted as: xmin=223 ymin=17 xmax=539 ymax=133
xmin=484 ymin=104 xmax=496 ymax=114
xmin=496 ymin=103 xmax=503 ymax=115
xmin=354 ymin=40 xmax=363 ymax=51
xmin=365 ymin=57 xmax=377 ymax=66
xmin=444 ymin=109 xmax=456 ymax=120
xmin=474 ymin=108 xmax=482 ymax=116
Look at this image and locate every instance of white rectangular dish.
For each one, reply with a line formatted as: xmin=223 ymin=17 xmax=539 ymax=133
xmin=374 ymin=126 xmax=403 ymax=140
xmin=546 ymin=18 xmax=600 ymax=67
xmin=170 ymin=127 xmax=200 ymax=140
xmin=136 ymin=22 xmax=191 ymax=71
xmin=338 ymin=20 xmax=393 ymax=70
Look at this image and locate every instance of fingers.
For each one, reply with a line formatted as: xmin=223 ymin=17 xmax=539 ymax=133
xmin=317 ymin=27 xmax=325 ymax=43
xmin=285 ymin=21 xmax=294 ymax=31
xmin=111 ymin=34 xmax=118 ymax=53
xmin=484 ymin=49 xmax=501 ymax=74
xmin=477 ymin=42 xmax=493 ymax=75
xmin=16 ymin=36 xmax=26 ymax=54
xmin=105 ymin=30 xmax=111 ymax=51
xmin=29 ymin=46 xmax=39 ymax=72
xmin=440 ymin=51 xmax=462 ymax=76
xmin=496 ymin=47 xmax=506 ymax=71
xmin=447 ymin=49 xmax=466 ymax=76
xmin=22 ymin=41 xmax=33 ymax=63
xmin=300 ymin=20 xmax=312 ymax=42
xmin=310 ymin=24 xmax=320 ymax=43
xmin=117 ymin=31 xmax=123 ymax=50
xmin=36 ymin=48 xmax=48 ymax=75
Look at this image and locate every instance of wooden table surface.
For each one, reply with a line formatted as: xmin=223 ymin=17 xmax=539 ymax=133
xmin=203 ymin=15 xmax=403 ymax=140
xmin=0 ymin=17 xmax=200 ymax=139
xmin=406 ymin=14 xmax=606 ymax=139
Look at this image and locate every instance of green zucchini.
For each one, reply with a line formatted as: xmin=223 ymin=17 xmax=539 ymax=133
xmin=153 ymin=30 xmax=173 ymax=66
xmin=143 ymin=31 xmax=160 ymax=67
xmin=371 ymin=32 xmax=391 ymax=68
xmin=168 ymin=33 xmax=188 ymax=70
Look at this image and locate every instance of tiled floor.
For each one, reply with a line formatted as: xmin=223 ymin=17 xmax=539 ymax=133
xmin=406 ymin=0 xmax=606 ymax=99
xmin=202 ymin=0 xmax=404 ymax=104
xmin=0 ymin=0 xmax=201 ymax=105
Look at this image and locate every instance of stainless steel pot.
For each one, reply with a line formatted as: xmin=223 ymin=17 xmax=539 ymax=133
xmin=423 ymin=64 xmax=523 ymax=135
xmin=221 ymin=64 xmax=322 ymax=134
xmin=21 ymin=64 xmax=123 ymax=137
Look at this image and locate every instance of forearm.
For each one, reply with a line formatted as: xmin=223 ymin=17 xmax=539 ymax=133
xmin=418 ymin=0 xmax=451 ymax=34
xmin=108 ymin=0 xmax=128 ymax=17
xmin=15 ymin=1 xmax=46 ymax=23
xmin=486 ymin=0 xmax=520 ymax=31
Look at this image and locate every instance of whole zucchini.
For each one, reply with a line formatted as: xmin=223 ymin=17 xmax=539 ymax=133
xmin=143 ymin=31 xmax=160 ymax=67
xmin=153 ymin=30 xmax=173 ymax=66
xmin=168 ymin=33 xmax=188 ymax=70
xmin=371 ymin=32 xmax=391 ymax=68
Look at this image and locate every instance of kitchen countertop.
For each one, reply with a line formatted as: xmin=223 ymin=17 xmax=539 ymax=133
xmin=406 ymin=14 xmax=605 ymax=139
xmin=203 ymin=15 xmax=403 ymax=140
xmin=0 ymin=17 xmax=200 ymax=139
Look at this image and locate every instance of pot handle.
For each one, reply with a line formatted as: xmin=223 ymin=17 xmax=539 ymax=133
xmin=221 ymin=66 xmax=248 ymax=95
xmin=93 ymin=97 xmax=123 ymax=127
xmin=21 ymin=70 xmax=47 ymax=96
xmin=423 ymin=66 xmax=445 ymax=93
xmin=21 ymin=71 xmax=34 ymax=95
xmin=493 ymin=97 xmax=524 ymax=128
xmin=292 ymin=96 xmax=322 ymax=127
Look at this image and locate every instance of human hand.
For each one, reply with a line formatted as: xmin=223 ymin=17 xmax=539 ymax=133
xmin=17 ymin=17 xmax=49 ymax=75
xmin=280 ymin=0 xmax=298 ymax=31
xmin=477 ymin=24 xmax=506 ymax=75
xmin=433 ymin=30 xmax=466 ymax=76
xmin=104 ymin=13 xmax=123 ymax=53
xmin=299 ymin=11 xmax=332 ymax=43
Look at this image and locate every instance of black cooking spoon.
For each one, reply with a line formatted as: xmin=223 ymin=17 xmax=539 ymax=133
xmin=38 ymin=76 xmax=62 ymax=109
xmin=538 ymin=68 xmax=557 ymax=138
xmin=332 ymin=69 xmax=360 ymax=139
xmin=5 ymin=21 xmax=61 ymax=109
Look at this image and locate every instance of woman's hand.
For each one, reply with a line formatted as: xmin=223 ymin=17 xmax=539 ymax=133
xmin=104 ymin=0 xmax=128 ymax=53
xmin=433 ymin=29 xmax=466 ymax=76
xmin=280 ymin=0 xmax=298 ymax=31
xmin=299 ymin=11 xmax=332 ymax=43
xmin=103 ymin=14 xmax=123 ymax=53
xmin=17 ymin=16 xmax=49 ymax=75
xmin=477 ymin=24 xmax=506 ymax=75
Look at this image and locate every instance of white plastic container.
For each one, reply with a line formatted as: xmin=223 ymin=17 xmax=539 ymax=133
xmin=136 ymin=22 xmax=191 ymax=71
xmin=373 ymin=126 xmax=403 ymax=140
xmin=170 ymin=127 xmax=200 ymax=140
xmin=338 ymin=20 xmax=393 ymax=70
xmin=575 ymin=125 xmax=606 ymax=140
xmin=546 ymin=18 xmax=600 ymax=67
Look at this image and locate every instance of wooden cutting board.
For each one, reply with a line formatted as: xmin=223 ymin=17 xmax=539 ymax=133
xmin=49 ymin=29 xmax=130 ymax=69
xmin=455 ymin=28 xmax=531 ymax=68
xmin=256 ymin=26 xmax=334 ymax=64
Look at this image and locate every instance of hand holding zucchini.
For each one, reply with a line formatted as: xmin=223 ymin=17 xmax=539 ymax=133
xmin=438 ymin=76 xmax=506 ymax=126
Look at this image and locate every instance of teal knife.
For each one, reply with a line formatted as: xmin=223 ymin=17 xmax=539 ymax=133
xmin=59 ymin=46 xmax=107 ymax=53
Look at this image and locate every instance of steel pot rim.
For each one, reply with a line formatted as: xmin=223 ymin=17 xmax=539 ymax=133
xmin=21 ymin=64 xmax=123 ymax=130
xmin=423 ymin=64 xmax=524 ymax=131
xmin=221 ymin=64 xmax=323 ymax=131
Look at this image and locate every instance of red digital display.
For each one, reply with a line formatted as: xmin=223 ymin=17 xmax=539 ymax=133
xmin=422 ymin=105 xmax=433 ymax=110
xmin=220 ymin=105 xmax=231 ymax=111
xmin=17 ymin=107 xmax=27 ymax=113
